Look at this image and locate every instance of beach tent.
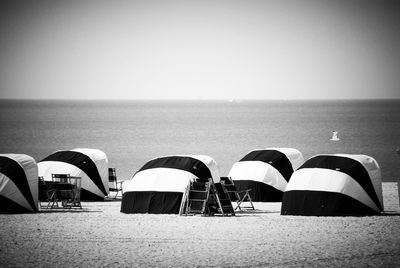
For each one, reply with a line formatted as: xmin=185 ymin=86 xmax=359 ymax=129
xmin=228 ymin=148 xmax=304 ymax=202
xmin=281 ymin=154 xmax=384 ymax=216
xmin=38 ymin=148 xmax=109 ymax=201
xmin=121 ymin=155 xmax=220 ymax=214
xmin=0 ymin=154 xmax=38 ymax=213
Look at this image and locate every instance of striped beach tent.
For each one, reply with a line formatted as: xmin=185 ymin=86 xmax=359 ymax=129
xmin=121 ymin=155 xmax=220 ymax=214
xmin=0 ymin=154 xmax=38 ymax=213
xmin=228 ymin=148 xmax=304 ymax=202
xmin=281 ymin=154 xmax=384 ymax=216
xmin=38 ymin=148 xmax=109 ymax=201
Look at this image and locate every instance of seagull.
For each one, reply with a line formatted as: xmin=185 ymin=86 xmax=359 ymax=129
xmin=330 ymin=131 xmax=340 ymax=141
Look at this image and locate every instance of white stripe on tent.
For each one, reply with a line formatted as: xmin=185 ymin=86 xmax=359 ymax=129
xmin=228 ymin=161 xmax=288 ymax=191
xmin=0 ymin=175 xmax=35 ymax=212
xmin=124 ymin=168 xmax=196 ymax=193
xmin=38 ymin=161 xmax=107 ymax=198
xmin=285 ymin=168 xmax=380 ymax=213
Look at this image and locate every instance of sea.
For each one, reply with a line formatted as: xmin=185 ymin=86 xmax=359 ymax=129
xmin=0 ymin=99 xmax=399 ymax=182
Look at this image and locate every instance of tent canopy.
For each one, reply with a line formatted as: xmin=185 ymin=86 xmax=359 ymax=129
xmin=281 ymin=154 xmax=384 ymax=216
xmin=0 ymin=154 xmax=38 ymax=213
xmin=38 ymin=148 xmax=109 ymax=200
xmin=121 ymin=155 xmax=220 ymax=214
xmin=228 ymin=148 xmax=304 ymax=202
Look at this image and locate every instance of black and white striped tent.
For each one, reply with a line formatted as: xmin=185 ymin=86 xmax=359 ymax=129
xmin=0 ymin=154 xmax=38 ymax=213
xmin=281 ymin=154 xmax=384 ymax=216
xmin=121 ymin=155 xmax=220 ymax=214
xmin=38 ymin=148 xmax=109 ymax=201
xmin=228 ymin=148 xmax=304 ymax=202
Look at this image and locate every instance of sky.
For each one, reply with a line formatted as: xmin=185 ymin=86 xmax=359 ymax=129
xmin=0 ymin=0 xmax=399 ymax=100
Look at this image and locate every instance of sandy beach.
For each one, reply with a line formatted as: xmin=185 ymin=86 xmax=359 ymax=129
xmin=1 ymin=182 xmax=399 ymax=267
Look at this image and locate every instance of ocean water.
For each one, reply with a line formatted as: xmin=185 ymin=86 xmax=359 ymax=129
xmin=0 ymin=99 xmax=399 ymax=181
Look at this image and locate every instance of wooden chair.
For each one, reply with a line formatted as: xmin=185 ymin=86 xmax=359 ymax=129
xmin=220 ymin=177 xmax=254 ymax=211
xmin=181 ymin=178 xmax=235 ymax=216
xmin=213 ymin=182 xmax=235 ymax=216
xmin=185 ymin=178 xmax=211 ymax=215
xmin=108 ymin=168 xmax=123 ymax=199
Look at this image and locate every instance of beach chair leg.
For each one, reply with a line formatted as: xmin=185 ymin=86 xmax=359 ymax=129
xmin=244 ymin=192 xmax=255 ymax=210
xmin=47 ymin=191 xmax=58 ymax=209
xmin=235 ymin=201 xmax=242 ymax=211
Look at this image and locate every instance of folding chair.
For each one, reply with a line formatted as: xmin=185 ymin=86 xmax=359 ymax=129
xmin=69 ymin=176 xmax=82 ymax=208
xmin=185 ymin=178 xmax=212 ymax=215
xmin=38 ymin=176 xmax=51 ymax=208
xmin=220 ymin=177 xmax=254 ymax=211
xmin=108 ymin=168 xmax=123 ymax=199
xmin=48 ymin=174 xmax=74 ymax=208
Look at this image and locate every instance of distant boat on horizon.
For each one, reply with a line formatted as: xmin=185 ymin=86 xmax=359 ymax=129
xmin=330 ymin=131 xmax=340 ymax=141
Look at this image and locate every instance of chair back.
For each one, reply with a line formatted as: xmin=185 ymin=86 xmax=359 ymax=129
xmin=51 ymin=174 xmax=74 ymax=190
xmin=108 ymin=167 xmax=117 ymax=189
xmin=38 ymin=176 xmax=50 ymax=201
xmin=52 ymin=173 xmax=70 ymax=183
xmin=220 ymin=177 xmax=240 ymax=201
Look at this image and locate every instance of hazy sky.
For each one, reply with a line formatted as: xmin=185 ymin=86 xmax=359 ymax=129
xmin=1 ymin=0 xmax=399 ymax=100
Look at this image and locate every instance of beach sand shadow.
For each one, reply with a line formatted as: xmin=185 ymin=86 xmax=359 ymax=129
xmin=233 ymin=209 xmax=281 ymax=217
xmin=38 ymin=208 xmax=101 ymax=213
xmin=380 ymin=211 xmax=400 ymax=216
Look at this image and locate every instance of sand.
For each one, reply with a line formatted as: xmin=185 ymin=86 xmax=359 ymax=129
xmin=1 ymin=183 xmax=399 ymax=267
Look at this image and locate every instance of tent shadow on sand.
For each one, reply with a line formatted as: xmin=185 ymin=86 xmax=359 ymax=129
xmin=379 ymin=211 xmax=400 ymax=217
xmin=38 ymin=208 xmax=101 ymax=213
xmin=103 ymin=197 xmax=123 ymax=202
xmin=233 ymin=209 xmax=280 ymax=216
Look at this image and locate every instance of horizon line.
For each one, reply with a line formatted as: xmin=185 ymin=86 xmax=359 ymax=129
xmin=1 ymin=97 xmax=400 ymax=102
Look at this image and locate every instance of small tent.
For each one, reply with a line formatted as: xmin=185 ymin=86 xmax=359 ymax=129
xmin=38 ymin=148 xmax=109 ymax=201
xmin=228 ymin=148 xmax=304 ymax=202
xmin=121 ymin=155 xmax=220 ymax=214
xmin=281 ymin=154 xmax=384 ymax=216
xmin=0 ymin=154 xmax=38 ymax=213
